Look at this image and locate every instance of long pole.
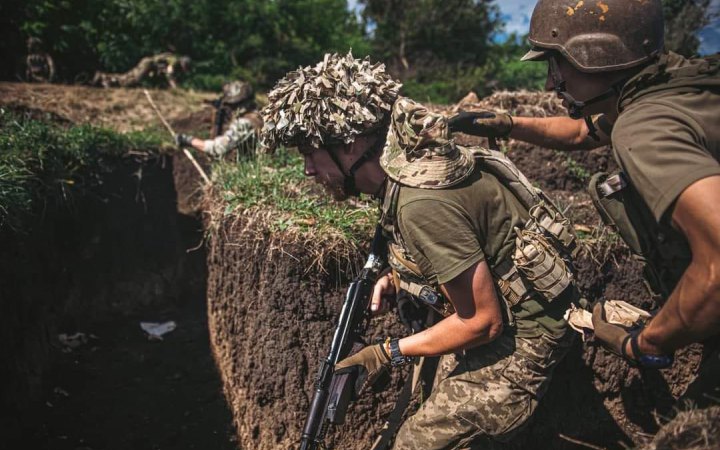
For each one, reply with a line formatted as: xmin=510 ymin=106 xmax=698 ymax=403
xmin=142 ymin=89 xmax=211 ymax=185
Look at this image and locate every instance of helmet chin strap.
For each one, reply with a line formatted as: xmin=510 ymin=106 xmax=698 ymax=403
xmin=326 ymin=135 xmax=386 ymax=197
xmin=548 ymin=56 xmax=624 ymax=121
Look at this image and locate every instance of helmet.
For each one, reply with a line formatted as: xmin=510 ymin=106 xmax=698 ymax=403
xmin=222 ymin=81 xmax=253 ymax=105
xmin=261 ymin=52 xmax=401 ymax=151
xmin=522 ymin=0 xmax=664 ymax=73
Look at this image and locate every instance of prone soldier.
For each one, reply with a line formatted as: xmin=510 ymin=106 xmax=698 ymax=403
xmin=91 ymin=53 xmax=191 ymax=89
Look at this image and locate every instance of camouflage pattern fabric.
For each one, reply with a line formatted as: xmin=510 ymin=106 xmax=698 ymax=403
xmin=261 ymin=52 xmax=401 ymax=151
xmin=393 ymin=330 xmax=574 ymax=450
xmin=26 ymin=53 xmax=55 ymax=83
xmin=204 ymin=115 xmax=259 ymax=158
xmin=380 ymin=98 xmax=475 ymax=189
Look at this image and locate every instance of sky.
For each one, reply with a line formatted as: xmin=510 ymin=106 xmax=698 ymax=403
xmin=349 ymin=0 xmax=720 ymax=55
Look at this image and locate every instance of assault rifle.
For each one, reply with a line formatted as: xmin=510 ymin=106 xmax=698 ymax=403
xmin=204 ymin=97 xmax=226 ymax=138
xmin=299 ymin=224 xmax=388 ymax=450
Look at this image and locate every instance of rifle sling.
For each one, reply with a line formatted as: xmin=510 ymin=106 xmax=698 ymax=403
xmin=370 ymin=355 xmax=439 ymax=450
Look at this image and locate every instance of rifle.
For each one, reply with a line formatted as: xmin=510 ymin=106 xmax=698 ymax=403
xmin=205 ymin=97 xmax=226 ymax=138
xmin=300 ymin=224 xmax=388 ymax=450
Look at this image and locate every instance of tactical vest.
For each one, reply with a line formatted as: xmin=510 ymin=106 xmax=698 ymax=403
xmin=381 ymin=146 xmax=579 ymax=319
xmin=589 ymin=53 xmax=720 ymax=301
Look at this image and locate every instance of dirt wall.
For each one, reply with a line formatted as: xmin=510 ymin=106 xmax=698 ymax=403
xmin=0 ymin=154 xmax=201 ymax=445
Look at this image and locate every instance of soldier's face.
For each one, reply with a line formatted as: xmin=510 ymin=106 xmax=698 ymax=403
xmin=299 ymin=145 xmax=349 ymax=201
xmin=545 ymin=56 xmax=617 ymax=116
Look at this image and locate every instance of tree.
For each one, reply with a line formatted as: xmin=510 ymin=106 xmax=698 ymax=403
xmin=663 ymin=0 xmax=714 ymax=56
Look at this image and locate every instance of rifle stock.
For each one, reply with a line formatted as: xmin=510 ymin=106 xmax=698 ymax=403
xmin=299 ymin=224 xmax=387 ymax=450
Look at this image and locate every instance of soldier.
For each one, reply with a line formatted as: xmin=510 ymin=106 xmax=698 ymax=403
xmin=25 ymin=37 xmax=55 ymax=83
xmin=262 ymin=52 xmax=580 ymax=449
xmin=91 ymin=53 xmax=191 ymax=88
xmin=448 ymin=0 xmax=720 ymax=402
xmin=175 ymin=81 xmax=261 ymax=157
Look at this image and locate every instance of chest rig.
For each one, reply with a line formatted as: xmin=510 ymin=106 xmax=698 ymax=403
xmin=380 ymin=146 xmax=579 ymax=318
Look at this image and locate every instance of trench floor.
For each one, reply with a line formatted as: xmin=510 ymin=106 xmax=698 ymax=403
xmin=28 ymin=298 xmax=236 ymax=450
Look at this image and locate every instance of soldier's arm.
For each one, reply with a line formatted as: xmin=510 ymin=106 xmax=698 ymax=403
xmin=510 ymin=115 xmax=611 ymax=151
xmin=395 ymin=261 xmax=504 ymax=357
xmin=634 ymin=175 xmax=720 ymax=355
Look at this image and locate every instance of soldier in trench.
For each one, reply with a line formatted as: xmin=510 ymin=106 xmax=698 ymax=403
xmin=261 ymin=52 xmax=581 ymax=449
xmin=448 ymin=0 xmax=720 ymax=405
xmin=175 ymin=80 xmax=262 ymax=158
xmin=25 ymin=37 xmax=55 ymax=83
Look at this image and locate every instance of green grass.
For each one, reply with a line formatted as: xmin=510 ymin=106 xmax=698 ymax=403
xmin=0 ymin=108 xmax=164 ymax=229
xmin=213 ymin=148 xmax=376 ymax=243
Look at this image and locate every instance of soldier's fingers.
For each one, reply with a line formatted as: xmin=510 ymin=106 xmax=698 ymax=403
xmin=371 ymin=281 xmax=385 ymax=313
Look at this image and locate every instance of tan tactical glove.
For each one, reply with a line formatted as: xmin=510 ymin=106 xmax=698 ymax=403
xmin=591 ymin=302 xmax=630 ymax=356
xmin=447 ymin=110 xmax=513 ymax=138
xmin=335 ymin=344 xmax=390 ymax=393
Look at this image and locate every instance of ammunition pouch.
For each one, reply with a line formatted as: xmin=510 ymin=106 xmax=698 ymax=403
xmin=589 ymin=171 xmax=691 ymax=300
xmin=512 ymin=228 xmax=573 ymax=302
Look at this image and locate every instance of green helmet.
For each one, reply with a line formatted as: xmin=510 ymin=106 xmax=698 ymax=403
xmin=522 ymin=0 xmax=664 ymax=73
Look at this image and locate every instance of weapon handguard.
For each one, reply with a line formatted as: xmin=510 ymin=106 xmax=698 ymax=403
xmin=299 ymin=225 xmax=388 ymax=450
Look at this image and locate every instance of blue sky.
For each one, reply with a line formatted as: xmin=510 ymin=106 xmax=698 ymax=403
xmin=349 ymin=0 xmax=720 ymax=55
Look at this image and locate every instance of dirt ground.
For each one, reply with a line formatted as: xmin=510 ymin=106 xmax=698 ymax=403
xmin=27 ymin=297 xmax=236 ymax=450
xmin=1 ymin=83 xmax=712 ymax=450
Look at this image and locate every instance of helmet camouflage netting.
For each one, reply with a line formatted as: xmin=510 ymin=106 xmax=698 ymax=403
xmin=260 ymin=52 xmax=402 ymax=151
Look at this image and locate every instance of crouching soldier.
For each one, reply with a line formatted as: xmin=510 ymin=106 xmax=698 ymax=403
xmin=261 ymin=52 xmax=580 ymax=449
xmin=25 ymin=37 xmax=55 ymax=83
xmin=448 ymin=0 xmax=720 ymax=405
xmin=175 ymin=81 xmax=261 ymax=157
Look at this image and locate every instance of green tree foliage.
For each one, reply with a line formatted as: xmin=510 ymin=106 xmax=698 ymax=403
xmin=358 ymin=0 xmax=501 ymax=102
xmin=6 ymin=0 xmax=367 ymax=88
xmin=663 ymin=0 xmax=714 ymax=56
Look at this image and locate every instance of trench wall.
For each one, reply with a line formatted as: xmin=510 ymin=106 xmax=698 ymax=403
xmin=0 ymin=154 xmax=202 ymax=445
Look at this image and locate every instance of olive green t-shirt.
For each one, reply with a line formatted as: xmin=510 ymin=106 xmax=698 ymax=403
xmin=612 ymin=52 xmax=720 ymax=224
xmin=395 ymin=168 xmax=570 ymax=338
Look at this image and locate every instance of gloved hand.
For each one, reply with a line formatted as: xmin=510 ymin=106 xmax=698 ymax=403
xmin=447 ymin=110 xmax=513 ymax=138
xmin=591 ymin=302 xmax=631 ymax=357
xmin=175 ymin=133 xmax=195 ymax=148
xmin=335 ymin=343 xmax=390 ymax=394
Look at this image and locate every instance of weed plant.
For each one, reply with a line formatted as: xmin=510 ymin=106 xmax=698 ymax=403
xmin=213 ymin=148 xmax=376 ymax=244
xmin=0 ymin=108 xmax=163 ymax=230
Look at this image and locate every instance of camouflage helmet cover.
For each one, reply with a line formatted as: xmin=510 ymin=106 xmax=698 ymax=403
xmin=27 ymin=37 xmax=43 ymax=51
xmin=261 ymin=52 xmax=402 ymax=150
xmin=380 ymin=98 xmax=475 ymax=189
xmin=223 ymin=80 xmax=254 ymax=105
xmin=523 ymin=0 xmax=664 ymax=73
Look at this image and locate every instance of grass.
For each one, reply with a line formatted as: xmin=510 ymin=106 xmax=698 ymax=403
xmin=212 ymin=148 xmax=376 ymax=244
xmin=0 ymin=107 xmax=164 ymax=230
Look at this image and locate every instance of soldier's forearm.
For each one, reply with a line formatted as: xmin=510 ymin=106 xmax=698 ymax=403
xmin=639 ymin=259 xmax=720 ymax=355
xmin=511 ymin=116 xmax=608 ymax=151
xmin=398 ymin=313 xmax=503 ymax=357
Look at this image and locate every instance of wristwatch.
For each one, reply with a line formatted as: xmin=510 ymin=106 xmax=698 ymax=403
xmin=622 ymin=329 xmax=674 ymax=369
xmin=387 ymin=338 xmax=413 ymax=367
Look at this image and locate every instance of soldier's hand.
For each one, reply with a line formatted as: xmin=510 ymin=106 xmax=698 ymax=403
xmin=335 ymin=344 xmax=390 ymax=394
xmin=448 ymin=110 xmax=513 ymax=138
xmin=370 ymin=272 xmax=396 ymax=316
xmin=175 ymin=133 xmax=194 ymax=148
xmin=591 ymin=302 xmax=630 ymax=357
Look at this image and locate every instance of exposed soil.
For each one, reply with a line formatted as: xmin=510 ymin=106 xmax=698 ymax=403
xmin=1 ymin=84 xmax=711 ymax=450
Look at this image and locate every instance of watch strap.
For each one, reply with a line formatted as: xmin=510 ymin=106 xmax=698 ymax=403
xmin=388 ymin=338 xmax=412 ymax=367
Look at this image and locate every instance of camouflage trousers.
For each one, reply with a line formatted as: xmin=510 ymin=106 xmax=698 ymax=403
xmin=393 ymin=330 xmax=574 ymax=450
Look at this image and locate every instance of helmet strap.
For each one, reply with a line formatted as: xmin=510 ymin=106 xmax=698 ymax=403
xmin=326 ymin=135 xmax=385 ymax=197
xmin=549 ymin=56 xmax=624 ymax=120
